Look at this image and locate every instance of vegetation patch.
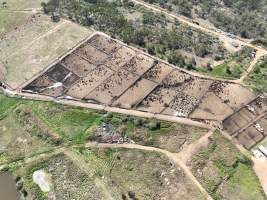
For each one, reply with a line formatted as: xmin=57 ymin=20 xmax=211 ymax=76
xmin=0 ymin=94 xmax=18 ymax=118
xmin=88 ymin=112 xmax=208 ymax=153
xmin=188 ymin=131 xmax=266 ymax=200
xmin=245 ymin=57 xmax=267 ymax=93
xmin=78 ymin=148 xmax=205 ymax=200
xmin=199 ymin=47 xmax=255 ymax=79
xmin=0 ymin=110 xmax=54 ymax=165
xmin=143 ymin=0 xmax=267 ymax=46
xmin=42 ymin=0 xmax=231 ymax=73
xmin=10 ymin=149 xmax=205 ymax=200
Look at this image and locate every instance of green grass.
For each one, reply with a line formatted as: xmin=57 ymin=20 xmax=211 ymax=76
xmin=245 ymin=57 xmax=267 ymax=93
xmin=29 ymin=101 xmax=103 ymax=143
xmin=190 ymin=131 xmax=266 ymax=200
xmin=199 ymin=47 xmax=254 ymax=79
xmin=228 ymin=163 xmax=266 ymax=200
xmin=0 ymin=94 xmax=19 ymax=117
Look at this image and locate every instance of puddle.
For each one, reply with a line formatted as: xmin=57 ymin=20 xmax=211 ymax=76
xmin=0 ymin=172 xmax=20 ymax=200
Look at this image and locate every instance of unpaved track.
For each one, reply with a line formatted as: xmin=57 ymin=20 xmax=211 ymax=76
xmin=1 ymin=89 xmax=212 ymax=129
xmin=177 ymin=129 xmax=214 ymax=164
xmin=235 ymin=50 xmax=266 ymax=83
xmin=86 ymin=142 xmax=213 ymax=200
xmin=130 ymin=0 xmax=267 ymax=82
xmin=252 ymin=157 xmax=267 ymax=196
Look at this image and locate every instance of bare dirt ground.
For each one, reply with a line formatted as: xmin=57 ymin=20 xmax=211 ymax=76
xmin=177 ymin=129 xmax=214 ymax=164
xmin=18 ymin=32 xmax=256 ymax=123
xmin=252 ymin=157 xmax=267 ymax=195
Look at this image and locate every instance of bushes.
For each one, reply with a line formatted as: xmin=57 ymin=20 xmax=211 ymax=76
xmin=245 ymin=57 xmax=267 ymax=93
xmin=44 ymin=0 xmax=227 ymax=70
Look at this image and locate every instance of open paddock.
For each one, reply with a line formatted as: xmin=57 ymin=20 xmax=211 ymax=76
xmin=112 ymin=78 xmax=158 ymax=109
xmin=251 ymin=96 xmax=267 ymax=115
xmin=223 ymin=95 xmax=267 ymax=149
xmin=46 ymin=64 xmax=71 ymax=82
xmin=137 ymin=86 xmax=176 ymax=113
xmin=163 ymin=78 xmax=214 ymax=117
xmin=60 ymin=53 xmax=96 ymax=77
xmin=85 ymin=69 xmax=139 ymax=105
xmin=161 ymin=69 xmax=193 ymax=90
xmin=0 ymin=14 xmax=56 ymax=60
xmin=74 ymin=44 xmax=110 ymax=65
xmin=213 ymin=83 xmax=255 ymax=110
xmin=40 ymin=85 xmax=67 ymax=97
xmin=23 ymin=74 xmax=56 ymax=92
xmin=244 ymin=126 xmax=264 ymax=143
xmin=66 ymin=65 xmax=114 ymax=99
xmin=162 ymin=91 xmax=199 ymax=117
xmin=121 ymin=53 xmax=155 ymax=76
xmin=143 ymin=62 xmax=174 ymax=83
xmin=189 ymin=92 xmax=234 ymax=121
xmin=88 ymin=34 xmax=122 ymax=54
xmin=182 ymin=78 xmax=213 ymax=99
xmin=236 ymin=132 xmax=256 ymax=149
xmin=0 ymin=13 xmax=92 ymax=89
xmin=258 ymin=117 xmax=267 ymax=135
xmin=104 ymin=46 xmax=136 ymax=71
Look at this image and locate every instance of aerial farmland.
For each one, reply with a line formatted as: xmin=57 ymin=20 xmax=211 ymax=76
xmin=0 ymin=0 xmax=267 ymax=200
xmin=20 ymin=33 xmax=256 ymax=123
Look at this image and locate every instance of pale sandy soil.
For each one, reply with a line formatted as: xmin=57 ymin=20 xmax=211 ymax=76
xmin=252 ymin=157 xmax=267 ymax=196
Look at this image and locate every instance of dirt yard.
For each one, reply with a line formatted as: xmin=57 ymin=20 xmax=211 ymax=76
xmin=20 ymin=33 xmax=256 ymax=123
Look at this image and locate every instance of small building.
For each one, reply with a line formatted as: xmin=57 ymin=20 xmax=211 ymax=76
xmin=258 ymin=145 xmax=267 ymax=157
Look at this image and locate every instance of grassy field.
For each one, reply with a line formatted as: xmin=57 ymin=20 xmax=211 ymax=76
xmin=0 ymin=94 xmax=266 ymax=199
xmin=0 ymin=0 xmax=48 ymax=10
xmin=189 ymin=131 xmax=266 ymax=200
xmin=198 ymin=47 xmax=254 ymax=79
xmin=245 ymin=57 xmax=267 ymax=93
xmin=0 ymin=11 xmax=31 ymax=37
xmin=0 ymin=95 xmax=54 ymax=165
xmin=0 ymin=97 xmax=207 ymax=148
xmin=0 ymin=12 xmax=92 ymax=89
xmin=0 ymin=94 xmax=18 ymax=118
xmin=0 ymin=114 xmax=53 ymax=165
xmin=29 ymin=102 xmax=103 ymax=143
xmin=12 ymin=149 xmax=205 ymax=200
xmin=0 ymin=0 xmax=49 ymax=36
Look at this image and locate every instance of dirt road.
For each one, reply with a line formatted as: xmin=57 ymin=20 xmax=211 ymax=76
xmin=86 ymin=142 xmax=213 ymax=200
xmin=252 ymin=157 xmax=267 ymax=196
xmin=1 ymin=88 xmax=212 ymax=130
xmin=235 ymin=49 xmax=266 ymax=83
xmin=177 ymin=129 xmax=214 ymax=164
xmin=130 ymin=0 xmax=267 ymax=82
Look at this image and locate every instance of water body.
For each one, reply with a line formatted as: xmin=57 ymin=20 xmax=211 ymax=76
xmin=0 ymin=172 xmax=20 ymax=200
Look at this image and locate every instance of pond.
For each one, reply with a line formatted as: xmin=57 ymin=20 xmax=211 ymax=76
xmin=0 ymin=172 xmax=20 ymax=200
